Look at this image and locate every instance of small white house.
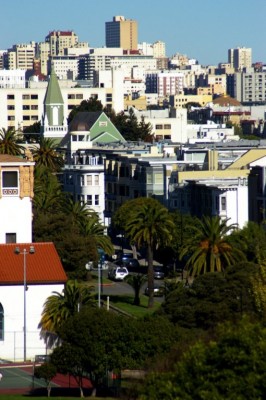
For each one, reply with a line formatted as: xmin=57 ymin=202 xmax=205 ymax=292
xmin=0 ymin=242 xmax=67 ymax=362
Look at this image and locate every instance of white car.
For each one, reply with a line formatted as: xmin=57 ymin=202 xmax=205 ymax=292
xmin=108 ymin=266 xmax=129 ymax=281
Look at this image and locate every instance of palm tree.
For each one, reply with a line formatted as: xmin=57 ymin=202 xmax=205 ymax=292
xmin=32 ymin=137 xmax=64 ymax=172
xmin=0 ymin=127 xmax=24 ymax=155
xmin=179 ymin=215 xmax=244 ymax=277
xmin=33 ymin=165 xmax=63 ymax=213
xmin=125 ymin=273 xmax=147 ymax=305
xmin=79 ymin=215 xmax=114 ymax=257
xmin=39 ymin=280 xmax=94 ymax=346
xmin=124 ymin=198 xmax=175 ymax=308
xmin=63 ymin=196 xmax=96 ymax=227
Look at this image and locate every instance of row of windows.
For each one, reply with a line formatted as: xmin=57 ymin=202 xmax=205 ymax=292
xmin=8 ymin=105 xmax=38 ymax=110
xmin=65 ymin=174 xmax=100 ymax=186
xmin=7 ymin=94 xmax=38 ymax=100
xmin=8 ymin=115 xmax=38 ymax=121
xmin=155 ymin=124 xmax=171 ymax=130
xmin=78 ymin=194 xmax=99 ymax=206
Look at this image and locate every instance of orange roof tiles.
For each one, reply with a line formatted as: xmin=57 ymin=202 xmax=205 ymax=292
xmin=0 ymin=242 xmax=67 ymax=285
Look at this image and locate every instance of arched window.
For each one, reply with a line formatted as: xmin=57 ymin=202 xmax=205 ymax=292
xmin=0 ymin=303 xmax=4 ymax=340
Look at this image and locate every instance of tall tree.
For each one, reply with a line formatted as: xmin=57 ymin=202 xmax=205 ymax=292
xmin=0 ymin=127 xmax=24 ymax=155
xmin=32 ymin=137 xmax=64 ymax=172
xmin=79 ymin=215 xmax=114 ymax=257
xmin=179 ymin=215 xmax=244 ymax=277
xmin=125 ymin=273 xmax=147 ymax=306
xmin=124 ymin=198 xmax=175 ymax=308
xmin=39 ymin=279 xmax=95 ymax=345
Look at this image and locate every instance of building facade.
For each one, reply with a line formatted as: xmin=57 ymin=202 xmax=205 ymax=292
xmin=105 ymin=16 xmax=138 ymax=51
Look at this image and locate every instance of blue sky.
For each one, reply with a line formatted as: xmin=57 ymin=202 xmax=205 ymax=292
xmin=1 ymin=0 xmax=266 ymax=66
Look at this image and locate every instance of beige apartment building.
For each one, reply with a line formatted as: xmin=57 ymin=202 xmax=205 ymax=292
xmin=169 ymin=93 xmax=213 ymax=108
xmin=0 ymin=84 xmax=123 ymax=131
xmin=228 ymin=47 xmax=252 ymax=71
xmin=105 ymin=16 xmax=138 ymax=51
xmin=45 ymin=31 xmax=79 ymax=56
xmin=7 ymin=43 xmax=36 ymax=70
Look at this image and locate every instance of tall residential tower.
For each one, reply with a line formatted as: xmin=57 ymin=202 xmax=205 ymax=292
xmin=105 ymin=16 xmax=138 ymax=51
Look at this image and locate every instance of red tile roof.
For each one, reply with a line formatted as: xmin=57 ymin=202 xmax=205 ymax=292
xmin=0 ymin=243 xmax=67 ymax=285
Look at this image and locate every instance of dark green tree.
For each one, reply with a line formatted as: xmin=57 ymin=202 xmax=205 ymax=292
xmin=34 ymin=362 xmax=57 ymax=397
xmin=140 ymin=318 xmax=266 ymax=400
xmin=179 ymin=215 xmax=244 ymax=277
xmin=124 ymin=273 xmax=147 ymax=305
xmin=39 ymin=280 xmax=95 ymax=344
xmin=0 ymin=127 xmax=24 ymax=155
xmin=161 ymin=262 xmax=263 ymax=330
xmin=124 ymin=198 xmax=175 ymax=308
xmin=32 ymin=137 xmax=64 ymax=172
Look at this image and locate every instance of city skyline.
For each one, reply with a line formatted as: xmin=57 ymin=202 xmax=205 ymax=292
xmin=1 ymin=0 xmax=266 ymax=66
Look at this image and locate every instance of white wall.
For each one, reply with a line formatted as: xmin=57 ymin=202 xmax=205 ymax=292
xmin=0 ymin=283 xmax=64 ymax=361
xmin=0 ymin=197 xmax=32 ymax=243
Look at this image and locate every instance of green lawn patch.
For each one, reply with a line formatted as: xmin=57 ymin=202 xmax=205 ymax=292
xmin=103 ymin=294 xmax=162 ymax=317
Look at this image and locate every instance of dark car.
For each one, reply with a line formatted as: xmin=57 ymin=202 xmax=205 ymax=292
xmin=153 ymin=266 xmax=165 ymax=280
xmin=145 ymin=286 xmax=164 ymax=297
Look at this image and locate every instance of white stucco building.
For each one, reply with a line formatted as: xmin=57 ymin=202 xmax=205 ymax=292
xmin=0 ymin=154 xmax=67 ymax=362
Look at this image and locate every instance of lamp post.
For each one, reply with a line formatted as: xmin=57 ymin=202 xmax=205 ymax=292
xmin=14 ymin=246 xmax=35 ymax=362
xmin=97 ymin=248 xmax=105 ymax=308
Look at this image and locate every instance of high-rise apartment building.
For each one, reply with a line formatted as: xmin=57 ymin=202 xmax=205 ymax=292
xmin=7 ymin=42 xmax=36 ymax=70
xmin=105 ymin=16 xmax=138 ymax=51
xmin=228 ymin=47 xmax=252 ymax=70
xmin=45 ymin=31 xmax=79 ymax=56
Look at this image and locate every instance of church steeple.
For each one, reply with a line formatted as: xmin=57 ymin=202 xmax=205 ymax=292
xmin=43 ymin=65 xmax=64 ymax=127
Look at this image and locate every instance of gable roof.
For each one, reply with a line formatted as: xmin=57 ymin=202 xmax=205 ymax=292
xmin=0 ymin=242 xmax=67 ymax=285
xmin=68 ymin=111 xmax=103 ymax=132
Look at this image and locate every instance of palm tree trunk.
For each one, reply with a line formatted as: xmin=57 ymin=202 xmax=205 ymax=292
xmin=147 ymin=244 xmax=154 ymax=308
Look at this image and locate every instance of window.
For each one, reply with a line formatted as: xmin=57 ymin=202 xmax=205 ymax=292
xmin=155 ymin=124 xmax=163 ymax=129
xmin=31 ymin=105 xmax=38 ymax=110
xmin=164 ymin=124 xmax=171 ymax=129
xmin=76 ymin=94 xmax=83 ymax=99
xmin=7 ymin=105 xmax=15 ymax=110
xmin=94 ymin=175 xmax=99 ymax=185
xmin=87 ymin=195 xmax=92 ymax=205
xmin=80 ymin=175 xmax=84 ymax=186
xmin=31 ymin=94 xmax=38 ymax=99
xmin=2 ymin=171 xmax=18 ymax=195
xmin=86 ymin=175 xmax=92 ymax=185
xmin=99 ymin=121 xmax=107 ymax=127
xmin=0 ymin=304 xmax=4 ymax=340
xmin=221 ymin=196 xmax=226 ymax=211
xmin=22 ymin=94 xmax=30 ymax=100
xmin=23 ymin=116 xmax=30 ymax=120
xmin=23 ymin=105 xmax=30 ymax=110
xmin=68 ymin=94 xmax=75 ymax=99
xmin=7 ymin=116 xmax=15 ymax=121
xmin=95 ymin=194 xmax=99 ymax=205
xmin=7 ymin=94 xmax=14 ymax=100
xmin=6 ymin=233 xmax=16 ymax=243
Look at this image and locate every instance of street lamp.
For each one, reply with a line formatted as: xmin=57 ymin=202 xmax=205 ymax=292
xmin=14 ymin=246 xmax=35 ymax=362
xmin=97 ymin=248 xmax=105 ymax=308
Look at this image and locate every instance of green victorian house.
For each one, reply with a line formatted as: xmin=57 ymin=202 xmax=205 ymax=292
xmin=61 ymin=110 xmax=126 ymax=225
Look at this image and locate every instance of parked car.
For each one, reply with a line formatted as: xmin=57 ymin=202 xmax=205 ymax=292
xmin=153 ymin=266 xmax=165 ymax=280
xmin=108 ymin=266 xmax=129 ymax=281
xmin=145 ymin=286 xmax=164 ymax=297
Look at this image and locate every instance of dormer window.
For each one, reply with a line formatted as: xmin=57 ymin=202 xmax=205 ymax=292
xmin=2 ymin=171 xmax=19 ymax=196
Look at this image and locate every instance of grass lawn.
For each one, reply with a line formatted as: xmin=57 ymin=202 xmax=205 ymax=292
xmin=103 ymin=294 xmax=162 ymax=317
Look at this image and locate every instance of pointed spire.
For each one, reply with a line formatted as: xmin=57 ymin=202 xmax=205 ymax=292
xmin=43 ymin=64 xmax=64 ymax=126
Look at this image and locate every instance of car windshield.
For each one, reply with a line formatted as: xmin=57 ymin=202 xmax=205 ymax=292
xmin=117 ymin=268 xmax=127 ymax=273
